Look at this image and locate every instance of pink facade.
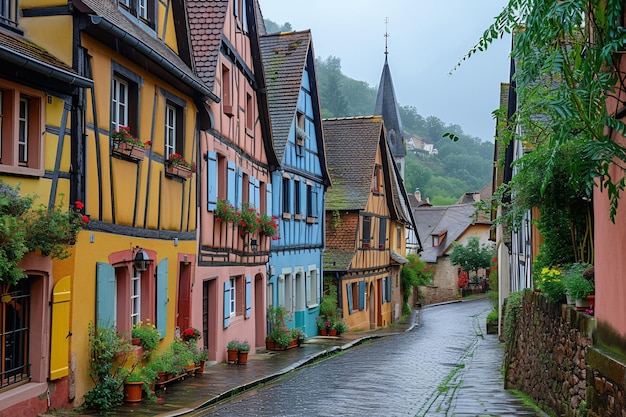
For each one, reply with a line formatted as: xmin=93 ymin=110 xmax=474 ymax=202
xmin=192 ymin=0 xmax=275 ymax=363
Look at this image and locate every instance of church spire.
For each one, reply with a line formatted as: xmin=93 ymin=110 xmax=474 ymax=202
xmin=384 ymin=17 xmax=389 ymax=56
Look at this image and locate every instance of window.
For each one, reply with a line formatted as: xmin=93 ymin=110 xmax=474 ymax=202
xmin=0 ymin=279 xmax=30 ymax=389
xmin=112 ymin=77 xmax=129 ymax=130
xmin=228 ymin=277 xmax=236 ymax=317
xmin=282 ymin=177 xmax=291 ymax=218
xmin=165 ymin=103 xmax=176 ymax=158
xmin=222 ymin=65 xmax=233 ymax=116
xmin=294 ymin=180 xmax=301 ymax=218
xmin=306 ymin=184 xmax=319 ymax=222
xmin=130 ymin=269 xmax=141 ymax=325
xmin=111 ymin=67 xmax=141 ymax=139
xmin=362 ymin=216 xmax=371 ymax=248
xmin=246 ymin=92 xmax=253 ymax=131
xmin=0 ymin=0 xmax=18 ymax=29
xmin=396 ymin=225 xmax=402 ymax=248
xmin=306 ymin=269 xmax=319 ymax=306
xmin=373 ymin=165 xmax=382 ymax=193
xmin=0 ymin=83 xmax=44 ymax=175
xmin=378 ymin=218 xmax=387 ymax=249
xmin=346 ymin=281 xmax=366 ymax=313
xmin=118 ymin=0 xmax=155 ymax=29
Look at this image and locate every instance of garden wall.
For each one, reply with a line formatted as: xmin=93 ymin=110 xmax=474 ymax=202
xmin=505 ymin=291 xmax=594 ymax=416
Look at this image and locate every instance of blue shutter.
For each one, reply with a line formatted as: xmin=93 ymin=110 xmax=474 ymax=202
xmin=346 ymin=283 xmax=353 ymax=314
xmin=359 ymin=281 xmax=366 ymax=311
xmin=386 ymin=276 xmax=392 ymax=303
xmin=223 ymin=280 xmax=231 ymax=328
xmin=312 ymin=188 xmax=319 ymax=217
xmin=245 ymin=276 xmax=252 ymax=317
xmin=249 ymin=176 xmax=255 ymax=208
xmin=236 ymin=167 xmax=243 ymax=208
xmin=255 ymin=178 xmax=260 ymax=209
xmin=267 ymin=183 xmax=273 ymax=216
xmin=96 ymin=262 xmax=116 ymax=328
xmin=156 ymin=258 xmax=168 ymax=338
xmin=207 ymin=151 xmax=217 ymax=211
xmin=227 ymin=161 xmax=236 ymax=203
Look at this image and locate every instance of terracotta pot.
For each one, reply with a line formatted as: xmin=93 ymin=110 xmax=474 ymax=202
xmin=131 ymin=337 xmax=141 ymax=346
xmin=227 ymin=348 xmax=239 ymax=363
xmin=329 ymin=329 xmax=338 ymax=337
xmin=238 ymin=350 xmax=249 ymax=364
xmin=124 ymin=381 xmax=143 ymax=403
xmin=197 ymin=360 xmax=206 ymax=373
xmin=157 ymin=371 xmax=168 ymax=384
xmin=319 ymin=327 xmax=328 ymax=336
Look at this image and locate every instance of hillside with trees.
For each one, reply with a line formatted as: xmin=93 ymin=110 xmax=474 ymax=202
xmin=266 ymin=20 xmax=494 ymax=205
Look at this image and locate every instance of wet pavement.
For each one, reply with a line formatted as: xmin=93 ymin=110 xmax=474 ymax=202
xmin=45 ymin=296 xmax=549 ymax=417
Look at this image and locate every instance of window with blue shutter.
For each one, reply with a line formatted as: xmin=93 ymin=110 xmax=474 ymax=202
xmin=223 ymin=280 xmax=231 ymax=328
xmin=266 ymin=183 xmax=273 ymax=216
xmin=156 ymin=259 xmax=168 ymax=338
xmin=96 ymin=262 xmax=116 ymax=328
xmin=346 ymin=283 xmax=353 ymax=314
xmin=312 ymin=188 xmax=319 ymax=217
xmin=245 ymin=276 xmax=252 ymax=318
xmin=236 ymin=167 xmax=243 ymax=208
xmin=227 ymin=161 xmax=236 ymax=204
xmin=358 ymin=281 xmax=366 ymax=310
xmin=207 ymin=151 xmax=217 ymax=211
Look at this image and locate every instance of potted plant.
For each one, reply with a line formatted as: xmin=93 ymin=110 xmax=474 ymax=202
xmin=181 ymin=327 xmax=201 ymax=343
xmin=148 ymin=349 xmax=177 ymax=383
xmin=194 ymin=347 xmax=209 ymax=372
xmin=266 ymin=305 xmax=300 ymax=350
xmin=123 ymin=365 xmax=158 ymax=403
xmin=111 ymin=126 xmax=149 ymax=160
xmin=170 ymin=338 xmax=196 ymax=375
xmin=166 ymin=153 xmax=195 ymax=178
xmin=333 ymin=318 xmax=349 ymax=335
xmin=237 ymin=340 xmax=250 ymax=364
xmin=215 ymin=199 xmax=238 ymax=224
xmin=237 ymin=203 xmax=260 ymax=235
xmin=564 ymin=273 xmax=594 ymax=310
xmin=258 ymin=213 xmax=279 ymax=237
xmin=131 ymin=319 xmax=161 ymax=352
xmin=227 ymin=339 xmax=240 ymax=363
xmin=315 ymin=316 xmax=328 ymax=336
xmin=536 ymin=266 xmax=566 ymax=303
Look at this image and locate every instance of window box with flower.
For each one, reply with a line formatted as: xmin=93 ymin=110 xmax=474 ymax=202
xmin=237 ymin=203 xmax=260 ymax=235
xmin=165 ymin=153 xmax=195 ymax=179
xmin=111 ymin=126 xmax=150 ymax=162
xmin=258 ymin=213 xmax=279 ymax=238
xmin=215 ymin=199 xmax=238 ymax=224
xmin=131 ymin=319 xmax=161 ymax=352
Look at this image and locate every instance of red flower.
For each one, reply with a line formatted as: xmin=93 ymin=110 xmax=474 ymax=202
xmin=82 ymin=215 xmax=90 ymax=223
xmin=144 ymin=140 xmax=152 ymax=146
xmin=74 ymin=201 xmax=84 ymax=210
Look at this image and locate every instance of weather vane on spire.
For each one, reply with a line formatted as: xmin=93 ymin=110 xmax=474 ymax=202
xmin=384 ymin=17 xmax=389 ymax=56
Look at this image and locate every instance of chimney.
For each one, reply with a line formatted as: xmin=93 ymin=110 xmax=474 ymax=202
xmin=414 ymin=188 xmax=421 ymax=202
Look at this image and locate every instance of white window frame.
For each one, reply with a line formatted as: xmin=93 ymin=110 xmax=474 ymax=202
xmin=306 ymin=267 xmax=319 ymax=307
xmin=229 ymin=277 xmax=236 ymax=317
xmin=138 ymin=0 xmax=147 ymax=19
xmin=165 ymin=103 xmax=176 ymax=158
xmin=18 ymin=96 xmax=27 ymax=163
xmin=112 ymin=76 xmax=129 ymax=131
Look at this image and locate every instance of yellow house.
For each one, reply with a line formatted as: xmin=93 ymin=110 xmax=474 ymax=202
xmin=0 ymin=0 xmax=217 ymax=413
xmin=323 ymin=116 xmax=413 ymax=331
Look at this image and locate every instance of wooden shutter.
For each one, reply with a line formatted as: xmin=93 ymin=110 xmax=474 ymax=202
xmin=207 ymin=151 xmax=217 ymax=211
xmin=379 ymin=219 xmax=387 ymax=249
xmin=386 ymin=276 xmax=392 ymax=302
xmin=50 ymin=275 xmax=71 ymax=380
xmin=245 ymin=276 xmax=252 ymax=317
xmin=156 ymin=258 xmax=168 ymax=338
xmin=266 ymin=183 xmax=273 ymax=216
xmin=96 ymin=262 xmax=116 ymax=328
xmin=346 ymin=283 xmax=353 ymax=314
xmin=236 ymin=167 xmax=243 ymax=209
xmin=223 ymin=280 xmax=231 ymax=328
xmin=227 ymin=161 xmax=236 ymax=204
xmin=358 ymin=281 xmax=366 ymax=310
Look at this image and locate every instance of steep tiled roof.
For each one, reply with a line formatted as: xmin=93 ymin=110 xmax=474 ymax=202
xmin=78 ymin=0 xmax=209 ymax=94
xmin=188 ymin=0 xmax=228 ymax=90
xmin=0 ymin=31 xmax=77 ymax=75
xmin=323 ymin=250 xmax=354 ymax=271
xmin=324 ymin=210 xmax=358 ymax=272
xmin=323 ymin=116 xmax=383 ymax=210
xmin=414 ymin=203 xmax=478 ymax=263
xmin=260 ymin=31 xmax=310 ymax=161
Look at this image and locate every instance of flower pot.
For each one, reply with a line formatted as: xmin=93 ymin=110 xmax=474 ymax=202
xmin=124 ymin=381 xmax=143 ymax=403
xmin=197 ymin=360 xmax=206 ymax=373
xmin=157 ymin=371 xmax=168 ymax=384
xmin=319 ymin=327 xmax=328 ymax=336
xmin=575 ymin=297 xmax=590 ymax=311
xmin=227 ymin=348 xmax=239 ymax=363
xmin=329 ymin=329 xmax=338 ymax=337
xmin=238 ymin=351 xmax=249 ymax=364
xmin=566 ymin=293 xmax=574 ymax=305
xmin=131 ymin=337 xmax=141 ymax=346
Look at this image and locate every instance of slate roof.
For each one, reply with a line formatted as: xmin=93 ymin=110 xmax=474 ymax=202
xmin=414 ymin=203 xmax=479 ymax=263
xmin=374 ymin=56 xmax=405 ymax=158
xmin=187 ymin=0 xmax=228 ymax=90
xmin=0 ymin=30 xmax=78 ymax=76
xmin=260 ymin=31 xmax=310 ymax=162
xmin=323 ymin=116 xmax=384 ymax=211
xmin=77 ymin=0 xmax=211 ymax=97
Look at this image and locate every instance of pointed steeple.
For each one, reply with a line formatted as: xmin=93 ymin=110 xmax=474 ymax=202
xmin=374 ymin=45 xmax=406 ymax=163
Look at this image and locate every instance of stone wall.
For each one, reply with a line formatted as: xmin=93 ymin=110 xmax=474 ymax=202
xmin=505 ymin=291 xmax=594 ymax=417
xmin=587 ymin=346 xmax=626 ymax=416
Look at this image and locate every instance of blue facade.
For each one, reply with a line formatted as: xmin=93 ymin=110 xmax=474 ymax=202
xmin=268 ymin=64 xmax=326 ymax=338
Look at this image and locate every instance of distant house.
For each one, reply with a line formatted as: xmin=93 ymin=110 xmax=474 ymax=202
xmin=259 ymin=29 xmax=331 ymax=337
xmin=323 ymin=116 xmax=413 ymax=329
xmin=412 ymin=189 xmax=492 ymax=305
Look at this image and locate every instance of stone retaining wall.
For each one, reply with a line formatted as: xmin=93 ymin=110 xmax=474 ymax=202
xmin=505 ymin=291 xmax=594 ymax=417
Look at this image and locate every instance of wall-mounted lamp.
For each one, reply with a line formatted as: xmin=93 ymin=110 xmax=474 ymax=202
xmin=132 ymin=246 xmax=152 ymax=272
xmin=269 ymin=265 xmax=275 ymax=277
xmin=250 ymin=238 xmax=258 ymax=253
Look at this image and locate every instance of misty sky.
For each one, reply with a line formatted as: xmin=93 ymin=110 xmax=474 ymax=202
xmin=259 ymin=0 xmax=511 ymax=142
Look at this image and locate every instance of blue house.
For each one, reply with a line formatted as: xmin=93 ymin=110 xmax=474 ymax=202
xmin=259 ymin=29 xmax=331 ymax=337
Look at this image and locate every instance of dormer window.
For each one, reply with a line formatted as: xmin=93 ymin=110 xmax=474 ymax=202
xmin=432 ymin=230 xmax=447 ymax=247
xmin=118 ymin=0 xmax=156 ymax=30
xmin=373 ymin=165 xmax=382 ymax=194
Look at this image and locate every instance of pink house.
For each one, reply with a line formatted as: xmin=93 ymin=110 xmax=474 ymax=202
xmin=188 ymin=0 xmax=278 ymax=363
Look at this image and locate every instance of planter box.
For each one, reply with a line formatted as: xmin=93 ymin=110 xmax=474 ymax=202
xmin=265 ymin=338 xmax=299 ymax=351
xmin=166 ymin=163 xmax=192 ymax=179
xmin=112 ymin=140 xmax=145 ymax=161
